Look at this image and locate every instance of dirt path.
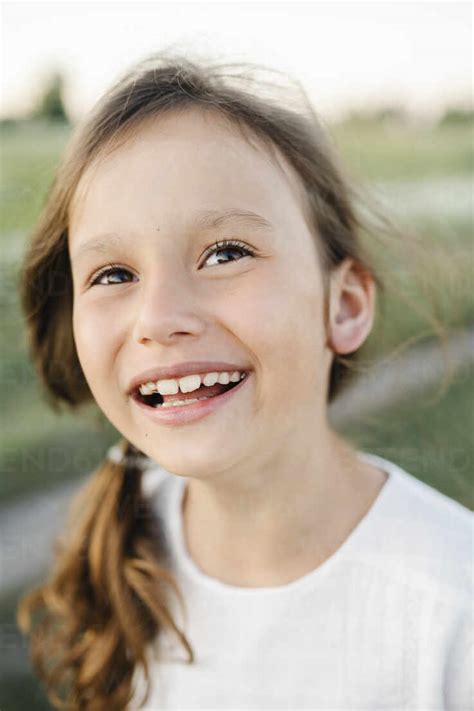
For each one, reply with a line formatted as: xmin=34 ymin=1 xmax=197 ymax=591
xmin=330 ymin=325 xmax=474 ymax=426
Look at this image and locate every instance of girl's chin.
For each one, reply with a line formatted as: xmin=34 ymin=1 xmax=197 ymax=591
xmin=138 ymin=447 xmax=241 ymax=481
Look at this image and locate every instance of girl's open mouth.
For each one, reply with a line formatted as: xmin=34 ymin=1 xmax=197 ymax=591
xmin=135 ymin=375 xmax=243 ymax=408
xmin=131 ymin=371 xmax=251 ymax=426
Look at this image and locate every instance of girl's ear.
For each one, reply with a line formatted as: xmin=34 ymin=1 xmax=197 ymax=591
xmin=326 ymin=258 xmax=376 ymax=355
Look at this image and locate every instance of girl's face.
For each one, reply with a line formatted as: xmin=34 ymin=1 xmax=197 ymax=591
xmin=69 ymin=108 xmax=334 ymax=477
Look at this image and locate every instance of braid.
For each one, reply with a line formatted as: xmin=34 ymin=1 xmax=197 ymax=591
xmin=17 ymin=438 xmax=194 ymax=710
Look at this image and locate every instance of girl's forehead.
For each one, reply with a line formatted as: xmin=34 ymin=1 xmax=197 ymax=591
xmin=70 ymin=107 xmax=309 ymax=233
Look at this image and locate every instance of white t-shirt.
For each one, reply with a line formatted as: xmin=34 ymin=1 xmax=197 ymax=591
xmin=129 ymin=451 xmax=473 ymax=710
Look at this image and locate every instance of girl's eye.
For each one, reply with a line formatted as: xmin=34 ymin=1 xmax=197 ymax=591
xmin=90 ymin=265 xmax=135 ymax=286
xmin=89 ymin=240 xmax=254 ymax=287
xmin=201 ymin=239 xmax=255 ymax=267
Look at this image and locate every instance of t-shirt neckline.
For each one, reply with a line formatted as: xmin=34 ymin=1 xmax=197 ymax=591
xmin=167 ymin=450 xmax=399 ymax=597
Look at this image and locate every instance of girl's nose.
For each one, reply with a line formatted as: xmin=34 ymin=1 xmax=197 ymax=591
xmin=131 ymin=268 xmax=207 ymax=346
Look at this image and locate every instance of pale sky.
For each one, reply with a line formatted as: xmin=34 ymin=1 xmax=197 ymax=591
xmin=0 ymin=1 xmax=472 ymax=121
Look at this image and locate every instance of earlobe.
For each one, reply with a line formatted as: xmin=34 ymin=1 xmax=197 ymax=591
xmin=327 ymin=259 xmax=375 ymax=355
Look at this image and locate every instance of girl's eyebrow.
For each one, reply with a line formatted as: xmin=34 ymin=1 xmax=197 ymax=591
xmin=71 ymin=208 xmax=273 ymax=264
xmin=195 ymin=208 xmax=273 ymax=232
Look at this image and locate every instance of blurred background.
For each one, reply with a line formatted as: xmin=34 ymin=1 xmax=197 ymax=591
xmin=0 ymin=1 xmax=472 ymax=708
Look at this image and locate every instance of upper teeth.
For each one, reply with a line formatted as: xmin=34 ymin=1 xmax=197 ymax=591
xmin=138 ymin=370 xmax=246 ymax=396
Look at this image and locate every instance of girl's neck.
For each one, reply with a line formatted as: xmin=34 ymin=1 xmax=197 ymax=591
xmin=180 ymin=432 xmax=388 ymax=588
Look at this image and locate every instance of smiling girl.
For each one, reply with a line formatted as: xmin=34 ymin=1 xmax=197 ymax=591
xmin=17 ymin=54 xmax=471 ymax=710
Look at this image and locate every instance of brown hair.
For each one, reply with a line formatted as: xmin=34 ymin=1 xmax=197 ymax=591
xmin=15 ymin=52 xmax=445 ymax=709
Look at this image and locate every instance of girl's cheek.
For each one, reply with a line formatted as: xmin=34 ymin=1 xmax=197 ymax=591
xmin=73 ymin=304 xmax=118 ymax=373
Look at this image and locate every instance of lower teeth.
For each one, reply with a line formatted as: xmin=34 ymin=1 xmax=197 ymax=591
xmin=158 ymin=396 xmax=210 ymax=408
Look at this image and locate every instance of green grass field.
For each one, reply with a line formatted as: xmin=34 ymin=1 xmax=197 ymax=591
xmin=329 ymin=119 xmax=473 ymax=180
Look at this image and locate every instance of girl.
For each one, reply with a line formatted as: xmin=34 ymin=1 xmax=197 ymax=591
xmin=17 ymin=53 xmax=471 ymax=710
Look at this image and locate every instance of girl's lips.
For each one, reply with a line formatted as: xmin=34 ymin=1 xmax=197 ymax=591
xmin=131 ymin=372 xmax=251 ymax=426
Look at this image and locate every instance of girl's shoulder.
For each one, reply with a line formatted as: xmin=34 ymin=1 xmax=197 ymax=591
xmin=357 ymin=451 xmax=473 ymax=601
xmin=360 ymin=450 xmax=472 ymax=530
